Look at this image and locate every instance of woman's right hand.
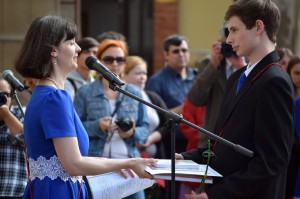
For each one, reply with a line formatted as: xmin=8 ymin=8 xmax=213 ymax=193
xmin=128 ymin=158 xmax=157 ymax=179
xmin=99 ymin=117 xmax=117 ymax=133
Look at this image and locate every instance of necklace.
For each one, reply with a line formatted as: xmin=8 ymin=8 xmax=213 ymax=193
xmin=45 ymin=77 xmax=61 ymax=89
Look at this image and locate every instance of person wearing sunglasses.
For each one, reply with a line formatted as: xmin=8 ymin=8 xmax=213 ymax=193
xmin=145 ymin=34 xmax=197 ymax=156
xmin=145 ymin=34 xmax=197 ymax=198
xmin=74 ymin=39 xmax=150 ymax=199
xmin=0 ymin=77 xmax=26 ymax=199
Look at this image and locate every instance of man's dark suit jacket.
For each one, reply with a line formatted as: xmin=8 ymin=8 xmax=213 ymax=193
xmin=182 ymin=51 xmax=294 ymax=199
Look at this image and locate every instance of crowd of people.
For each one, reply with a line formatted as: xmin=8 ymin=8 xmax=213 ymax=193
xmin=1 ymin=0 xmax=299 ymax=199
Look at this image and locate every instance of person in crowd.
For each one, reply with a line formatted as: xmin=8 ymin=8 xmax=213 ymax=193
xmin=123 ymin=55 xmax=169 ymax=198
xmin=145 ymin=34 xmax=197 ymax=199
xmin=287 ymin=56 xmax=300 ymax=97
xmin=187 ymin=23 xmax=246 ymax=138
xmin=277 ymin=47 xmax=293 ymax=69
xmin=74 ymin=39 xmax=150 ymax=199
xmin=285 ymin=55 xmax=300 ymax=199
xmin=0 ymin=77 xmax=26 ymax=199
xmin=145 ymin=34 xmax=197 ymax=158
xmin=64 ymin=37 xmax=99 ymax=100
xmin=14 ymin=15 xmax=156 ymax=199
xmin=123 ymin=55 xmax=168 ymax=159
xmin=177 ymin=0 xmax=295 ymax=198
xmin=96 ymin=31 xmax=126 ymax=43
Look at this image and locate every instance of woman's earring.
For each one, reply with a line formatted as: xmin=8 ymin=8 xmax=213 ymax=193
xmin=53 ymin=59 xmax=57 ymax=65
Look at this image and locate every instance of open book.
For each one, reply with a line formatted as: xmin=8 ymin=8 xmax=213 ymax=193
xmin=85 ymin=171 xmax=154 ymax=199
xmin=146 ymin=161 xmax=222 ymax=183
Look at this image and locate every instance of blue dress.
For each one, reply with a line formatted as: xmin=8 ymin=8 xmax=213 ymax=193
xmin=22 ymin=85 xmax=89 ymax=199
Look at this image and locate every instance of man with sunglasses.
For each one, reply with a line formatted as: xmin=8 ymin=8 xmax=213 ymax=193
xmin=0 ymin=77 xmax=26 ymax=199
xmin=145 ymin=34 xmax=197 ymax=197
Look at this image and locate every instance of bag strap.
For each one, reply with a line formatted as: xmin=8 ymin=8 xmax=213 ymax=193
xmin=67 ymin=77 xmax=77 ymax=93
xmin=110 ymin=86 xmax=126 ymax=118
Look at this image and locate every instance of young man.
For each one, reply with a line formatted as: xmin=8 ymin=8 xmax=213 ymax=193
xmin=179 ymin=0 xmax=295 ymax=198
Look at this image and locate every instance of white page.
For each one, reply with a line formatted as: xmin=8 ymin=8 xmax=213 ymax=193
xmin=146 ymin=164 xmax=222 ymax=177
xmin=154 ymin=159 xmax=199 ymax=169
xmin=86 ymin=171 xmax=154 ymax=199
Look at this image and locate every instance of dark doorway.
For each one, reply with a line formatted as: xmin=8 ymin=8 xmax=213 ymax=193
xmin=81 ymin=0 xmax=153 ymax=69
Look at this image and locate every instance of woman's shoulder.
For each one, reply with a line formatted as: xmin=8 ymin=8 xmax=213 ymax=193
xmin=42 ymin=88 xmax=72 ymax=107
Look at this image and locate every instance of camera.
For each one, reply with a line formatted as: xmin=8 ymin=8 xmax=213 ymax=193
xmin=221 ymin=42 xmax=236 ymax=57
xmin=115 ymin=117 xmax=133 ymax=132
xmin=0 ymin=93 xmax=7 ymax=106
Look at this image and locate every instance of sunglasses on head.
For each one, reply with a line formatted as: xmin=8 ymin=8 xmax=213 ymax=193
xmin=171 ymin=48 xmax=189 ymax=54
xmin=102 ymin=56 xmax=126 ymax=65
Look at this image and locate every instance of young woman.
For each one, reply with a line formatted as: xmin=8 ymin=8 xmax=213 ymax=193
xmin=15 ymin=15 xmax=155 ymax=199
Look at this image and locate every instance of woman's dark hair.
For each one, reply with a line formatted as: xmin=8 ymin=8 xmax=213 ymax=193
xmin=286 ymin=55 xmax=300 ymax=95
xmin=15 ymin=15 xmax=77 ymax=79
xmin=77 ymin=37 xmax=99 ymax=56
xmin=225 ymin=0 xmax=280 ymax=43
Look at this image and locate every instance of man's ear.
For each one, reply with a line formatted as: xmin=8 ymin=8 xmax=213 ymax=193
xmin=163 ymin=51 xmax=169 ymax=61
xmin=255 ymin=20 xmax=265 ymax=34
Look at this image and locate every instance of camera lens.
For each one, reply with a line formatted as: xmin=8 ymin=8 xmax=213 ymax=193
xmin=221 ymin=42 xmax=236 ymax=57
xmin=115 ymin=117 xmax=133 ymax=132
xmin=0 ymin=93 xmax=7 ymax=106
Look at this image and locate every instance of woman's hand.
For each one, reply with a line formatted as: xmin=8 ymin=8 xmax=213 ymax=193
xmin=99 ymin=117 xmax=117 ymax=133
xmin=136 ymin=131 xmax=162 ymax=150
xmin=185 ymin=191 xmax=208 ymax=199
xmin=128 ymin=158 xmax=157 ymax=179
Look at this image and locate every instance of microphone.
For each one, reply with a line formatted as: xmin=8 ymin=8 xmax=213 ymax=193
xmin=2 ymin=70 xmax=25 ymax=92
xmin=85 ymin=56 xmax=125 ymax=86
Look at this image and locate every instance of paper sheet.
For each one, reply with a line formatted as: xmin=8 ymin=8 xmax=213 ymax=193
xmin=86 ymin=171 xmax=155 ymax=199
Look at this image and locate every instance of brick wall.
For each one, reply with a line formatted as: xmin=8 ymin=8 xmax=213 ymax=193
xmin=152 ymin=0 xmax=178 ymax=74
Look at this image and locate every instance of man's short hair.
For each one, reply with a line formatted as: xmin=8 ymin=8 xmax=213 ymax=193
xmin=225 ymin=0 xmax=280 ymax=43
xmin=163 ymin=34 xmax=189 ymax=52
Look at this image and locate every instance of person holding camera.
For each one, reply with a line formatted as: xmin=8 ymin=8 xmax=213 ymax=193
xmin=74 ymin=39 xmax=150 ymax=199
xmin=0 ymin=77 xmax=27 ymax=198
xmin=187 ymin=24 xmax=246 ymax=139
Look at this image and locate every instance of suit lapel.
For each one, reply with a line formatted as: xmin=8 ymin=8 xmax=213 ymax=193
xmin=219 ymin=51 xmax=280 ymax=129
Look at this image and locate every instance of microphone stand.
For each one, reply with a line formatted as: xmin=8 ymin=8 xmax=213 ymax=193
xmin=108 ymin=82 xmax=254 ymax=199
xmin=11 ymin=89 xmax=25 ymax=117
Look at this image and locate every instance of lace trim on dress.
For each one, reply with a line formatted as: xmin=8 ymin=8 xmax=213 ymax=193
xmin=29 ymin=155 xmax=82 ymax=183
